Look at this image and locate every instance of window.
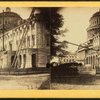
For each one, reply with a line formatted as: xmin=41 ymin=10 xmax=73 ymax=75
xmin=20 ymin=28 xmax=22 ymax=34
xmin=27 ymin=36 xmax=30 ymax=47
xmin=23 ymin=37 xmax=26 ymax=48
xmin=16 ymin=40 xmax=18 ymax=47
xmin=27 ymin=25 xmax=30 ymax=30
xmin=5 ymin=20 xmax=8 ymax=24
xmin=13 ymin=32 xmax=15 ymax=37
xmin=32 ymin=35 xmax=35 ymax=46
xmin=4 ymin=44 xmax=7 ymax=50
xmin=47 ymin=55 xmax=50 ymax=63
xmin=64 ymin=59 xmax=66 ymax=62
xmin=46 ymin=34 xmax=50 ymax=46
xmin=11 ymin=56 xmax=14 ymax=65
xmin=9 ymin=42 xmax=12 ymax=51
xmin=37 ymin=23 xmax=42 ymax=32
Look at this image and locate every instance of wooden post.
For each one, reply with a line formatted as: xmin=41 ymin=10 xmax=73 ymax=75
xmin=2 ymin=10 xmax=4 ymax=51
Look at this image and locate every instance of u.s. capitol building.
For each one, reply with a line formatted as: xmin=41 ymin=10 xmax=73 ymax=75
xmin=0 ymin=7 xmax=50 ymax=69
xmin=77 ymin=10 xmax=100 ymax=70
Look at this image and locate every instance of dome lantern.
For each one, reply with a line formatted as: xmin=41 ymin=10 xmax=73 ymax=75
xmin=6 ymin=7 xmax=11 ymax=12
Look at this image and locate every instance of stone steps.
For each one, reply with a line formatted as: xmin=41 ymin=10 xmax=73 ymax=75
xmin=0 ymin=68 xmax=50 ymax=75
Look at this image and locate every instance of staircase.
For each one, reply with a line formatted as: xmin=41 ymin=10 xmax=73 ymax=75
xmin=0 ymin=68 xmax=50 ymax=75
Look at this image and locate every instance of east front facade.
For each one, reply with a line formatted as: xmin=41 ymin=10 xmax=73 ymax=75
xmin=0 ymin=7 xmax=50 ymax=69
xmin=77 ymin=9 xmax=100 ymax=70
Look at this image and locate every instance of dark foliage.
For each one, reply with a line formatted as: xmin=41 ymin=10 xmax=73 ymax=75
xmin=51 ymin=63 xmax=82 ymax=77
xmin=32 ymin=8 xmax=66 ymax=56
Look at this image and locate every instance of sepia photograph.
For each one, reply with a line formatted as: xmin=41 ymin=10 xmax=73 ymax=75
xmin=0 ymin=7 xmax=50 ymax=90
xmin=1 ymin=6 xmax=100 ymax=90
xmin=50 ymin=7 xmax=100 ymax=90
xmin=0 ymin=1 xmax=100 ymax=98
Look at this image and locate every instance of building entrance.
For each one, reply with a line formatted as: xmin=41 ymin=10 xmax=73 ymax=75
xmin=11 ymin=55 xmax=14 ymax=67
xmin=23 ymin=54 xmax=26 ymax=68
xmin=32 ymin=54 xmax=36 ymax=68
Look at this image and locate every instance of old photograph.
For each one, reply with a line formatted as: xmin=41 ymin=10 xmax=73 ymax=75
xmin=1 ymin=6 xmax=100 ymax=90
xmin=50 ymin=7 xmax=100 ymax=90
xmin=0 ymin=7 xmax=50 ymax=89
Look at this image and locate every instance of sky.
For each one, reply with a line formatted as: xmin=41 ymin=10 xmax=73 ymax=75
xmin=0 ymin=7 xmax=32 ymax=19
xmin=0 ymin=7 xmax=100 ymax=53
xmin=59 ymin=7 xmax=100 ymax=53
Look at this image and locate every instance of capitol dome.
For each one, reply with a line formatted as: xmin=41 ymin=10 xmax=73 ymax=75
xmin=87 ymin=10 xmax=100 ymax=31
xmin=92 ymin=10 xmax=100 ymax=17
xmin=0 ymin=7 xmax=23 ymax=33
xmin=86 ymin=10 xmax=100 ymax=39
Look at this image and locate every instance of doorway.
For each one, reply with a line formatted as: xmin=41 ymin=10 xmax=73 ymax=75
xmin=11 ymin=55 xmax=14 ymax=65
xmin=32 ymin=54 xmax=36 ymax=68
xmin=23 ymin=54 xmax=26 ymax=68
xmin=19 ymin=55 xmax=22 ymax=68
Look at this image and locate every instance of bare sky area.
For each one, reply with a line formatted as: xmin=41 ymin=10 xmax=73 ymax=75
xmin=59 ymin=7 xmax=100 ymax=53
xmin=0 ymin=7 xmax=32 ymax=19
xmin=0 ymin=7 xmax=100 ymax=53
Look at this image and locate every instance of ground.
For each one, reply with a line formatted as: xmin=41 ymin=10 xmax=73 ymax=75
xmin=51 ymin=83 xmax=100 ymax=90
xmin=51 ymin=75 xmax=100 ymax=90
xmin=0 ymin=74 xmax=50 ymax=89
xmin=2 ymin=73 xmax=100 ymax=90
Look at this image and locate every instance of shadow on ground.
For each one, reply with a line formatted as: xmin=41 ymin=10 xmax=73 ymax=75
xmin=38 ymin=77 xmax=50 ymax=89
xmin=51 ymin=75 xmax=98 ymax=85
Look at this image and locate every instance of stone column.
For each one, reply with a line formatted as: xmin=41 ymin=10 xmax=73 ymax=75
xmin=21 ymin=54 xmax=24 ymax=68
xmin=17 ymin=56 xmax=19 ymax=69
xmin=99 ymin=58 xmax=100 ymax=68
xmin=30 ymin=35 xmax=32 ymax=48
xmin=26 ymin=52 xmax=32 ymax=68
xmin=30 ymin=25 xmax=33 ymax=48
xmin=0 ymin=59 xmax=1 ymax=69
xmin=84 ymin=58 xmax=86 ymax=65
xmin=91 ymin=56 xmax=92 ymax=66
xmin=97 ymin=56 xmax=99 ymax=68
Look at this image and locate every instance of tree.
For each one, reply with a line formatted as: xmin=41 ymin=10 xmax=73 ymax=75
xmin=32 ymin=8 xmax=68 ymax=56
